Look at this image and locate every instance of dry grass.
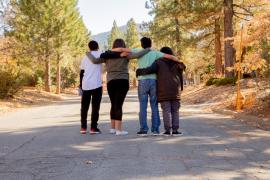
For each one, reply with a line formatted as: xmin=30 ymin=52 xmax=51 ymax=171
xmin=182 ymin=79 xmax=270 ymax=130
xmin=0 ymin=87 xmax=62 ymax=114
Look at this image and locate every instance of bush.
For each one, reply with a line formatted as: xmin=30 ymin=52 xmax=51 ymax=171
xmin=206 ymin=77 xmax=237 ymax=86
xmin=0 ymin=65 xmax=24 ymax=98
xmin=206 ymin=77 xmax=218 ymax=86
xmin=61 ymin=66 xmax=78 ymax=88
xmin=35 ymin=77 xmax=44 ymax=91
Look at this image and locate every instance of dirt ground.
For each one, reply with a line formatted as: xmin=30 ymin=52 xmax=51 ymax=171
xmin=0 ymin=87 xmax=63 ymax=115
xmin=181 ymin=79 xmax=270 ymax=131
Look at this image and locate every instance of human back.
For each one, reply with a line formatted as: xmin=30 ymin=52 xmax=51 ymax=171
xmin=81 ymin=51 xmax=102 ymax=90
xmin=132 ymin=37 xmax=164 ymax=80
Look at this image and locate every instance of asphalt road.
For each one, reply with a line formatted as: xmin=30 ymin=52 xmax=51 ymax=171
xmin=0 ymin=93 xmax=269 ymax=180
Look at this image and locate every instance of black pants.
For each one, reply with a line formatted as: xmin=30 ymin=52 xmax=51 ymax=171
xmin=81 ymin=87 xmax=102 ymax=129
xmin=107 ymin=79 xmax=129 ymax=121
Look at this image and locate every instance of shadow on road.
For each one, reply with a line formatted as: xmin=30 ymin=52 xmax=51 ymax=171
xmin=0 ymin=112 xmax=269 ymax=179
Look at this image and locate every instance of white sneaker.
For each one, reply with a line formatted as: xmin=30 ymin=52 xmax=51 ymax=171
xmin=116 ymin=130 xmax=128 ymax=136
xmin=110 ymin=129 xmax=116 ymax=134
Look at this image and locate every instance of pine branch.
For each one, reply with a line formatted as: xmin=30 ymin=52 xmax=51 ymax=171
xmin=234 ymin=13 xmax=250 ymax=21
xmin=233 ymin=4 xmax=253 ymax=16
xmin=234 ymin=11 xmax=253 ymax=17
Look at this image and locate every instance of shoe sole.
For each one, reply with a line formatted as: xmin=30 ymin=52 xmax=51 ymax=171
xmin=90 ymin=132 xmax=101 ymax=135
xmin=172 ymin=134 xmax=183 ymax=137
xmin=137 ymin=134 xmax=148 ymax=137
xmin=116 ymin=133 xmax=128 ymax=136
xmin=163 ymin=134 xmax=171 ymax=137
xmin=80 ymin=132 xmax=87 ymax=134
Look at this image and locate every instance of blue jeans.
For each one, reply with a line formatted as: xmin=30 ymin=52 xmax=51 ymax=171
xmin=138 ymin=79 xmax=160 ymax=133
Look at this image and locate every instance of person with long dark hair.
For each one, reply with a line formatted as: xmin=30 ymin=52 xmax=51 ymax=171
xmin=86 ymin=39 xmax=150 ymax=136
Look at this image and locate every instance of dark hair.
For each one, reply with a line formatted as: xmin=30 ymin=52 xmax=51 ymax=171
xmin=140 ymin=37 xmax=152 ymax=49
xmin=112 ymin=38 xmax=126 ymax=48
xmin=88 ymin=40 xmax=99 ymax=51
xmin=160 ymin=46 xmax=174 ymax=55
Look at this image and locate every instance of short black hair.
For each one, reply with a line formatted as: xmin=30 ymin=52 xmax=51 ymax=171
xmin=140 ymin=37 xmax=152 ymax=49
xmin=160 ymin=46 xmax=174 ymax=55
xmin=88 ymin=40 xmax=99 ymax=51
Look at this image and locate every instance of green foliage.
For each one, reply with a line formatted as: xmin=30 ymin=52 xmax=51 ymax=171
xmin=4 ymin=0 xmax=89 ymax=92
xmin=0 ymin=64 xmax=24 ymax=98
xmin=125 ymin=18 xmax=140 ymax=48
xmin=205 ymin=77 xmax=218 ymax=86
xmin=206 ymin=77 xmax=237 ymax=86
xmin=36 ymin=77 xmax=44 ymax=91
xmin=61 ymin=66 xmax=77 ymax=89
xmin=108 ymin=20 xmax=123 ymax=48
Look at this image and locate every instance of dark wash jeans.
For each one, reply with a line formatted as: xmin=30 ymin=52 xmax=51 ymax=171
xmin=160 ymin=100 xmax=180 ymax=132
xmin=138 ymin=79 xmax=160 ymax=133
xmin=80 ymin=87 xmax=102 ymax=129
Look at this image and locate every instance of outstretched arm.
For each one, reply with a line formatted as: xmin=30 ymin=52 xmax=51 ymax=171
xmin=127 ymin=48 xmax=151 ymax=59
xmin=111 ymin=48 xmax=131 ymax=53
xmin=86 ymin=52 xmax=106 ymax=64
xmin=163 ymin=54 xmax=179 ymax=62
xmin=136 ymin=61 xmax=158 ymax=77
xmin=100 ymin=50 xmax=122 ymax=59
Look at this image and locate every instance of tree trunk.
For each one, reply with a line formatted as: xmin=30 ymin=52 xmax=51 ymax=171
xmin=215 ymin=18 xmax=223 ymax=76
xmin=174 ymin=17 xmax=181 ymax=56
xmin=193 ymin=71 xmax=201 ymax=85
xmin=56 ymin=54 xmax=61 ymax=94
xmin=174 ymin=0 xmax=181 ymax=57
xmin=224 ymin=0 xmax=235 ymax=78
xmin=44 ymin=59 xmax=51 ymax=92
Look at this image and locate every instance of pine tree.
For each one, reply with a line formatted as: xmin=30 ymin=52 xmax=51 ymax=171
xmin=125 ymin=18 xmax=140 ymax=48
xmin=7 ymin=0 xmax=89 ymax=92
xmin=108 ymin=20 xmax=123 ymax=48
xmin=125 ymin=18 xmax=140 ymax=87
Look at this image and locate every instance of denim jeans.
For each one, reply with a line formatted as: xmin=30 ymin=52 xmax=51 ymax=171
xmin=138 ymin=79 xmax=160 ymax=133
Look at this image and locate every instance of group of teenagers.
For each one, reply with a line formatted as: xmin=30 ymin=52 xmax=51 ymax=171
xmin=79 ymin=37 xmax=186 ymax=137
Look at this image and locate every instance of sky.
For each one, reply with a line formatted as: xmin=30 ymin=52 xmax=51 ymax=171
xmin=78 ymin=0 xmax=153 ymax=35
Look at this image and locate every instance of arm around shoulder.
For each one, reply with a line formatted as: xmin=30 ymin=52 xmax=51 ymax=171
xmin=127 ymin=48 xmax=151 ymax=59
xmin=86 ymin=52 xmax=105 ymax=64
xmin=136 ymin=61 xmax=158 ymax=77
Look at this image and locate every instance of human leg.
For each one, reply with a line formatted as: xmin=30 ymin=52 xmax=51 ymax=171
xmin=160 ymin=101 xmax=172 ymax=133
xmin=80 ymin=90 xmax=91 ymax=130
xmin=107 ymin=81 xmax=117 ymax=131
xmin=138 ymin=80 xmax=149 ymax=133
xmin=171 ymin=100 xmax=180 ymax=132
xmin=90 ymin=87 xmax=103 ymax=133
xmin=149 ymin=80 xmax=160 ymax=133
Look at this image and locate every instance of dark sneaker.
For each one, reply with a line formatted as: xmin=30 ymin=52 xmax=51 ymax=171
xmin=80 ymin=128 xmax=87 ymax=134
xmin=163 ymin=131 xmax=171 ymax=137
xmin=151 ymin=131 xmax=160 ymax=136
xmin=137 ymin=131 xmax=148 ymax=137
xmin=172 ymin=131 xmax=183 ymax=136
xmin=90 ymin=127 xmax=101 ymax=134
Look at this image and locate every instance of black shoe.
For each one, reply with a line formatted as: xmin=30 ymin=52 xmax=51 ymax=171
xmin=90 ymin=127 xmax=101 ymax=134
xmin=172 ymin=131 xmax=183 ymax=136
xmin=163 ymin=131 xmax=171 ymax=137
xmin=137 ymin=131 xmax=148 ymax=137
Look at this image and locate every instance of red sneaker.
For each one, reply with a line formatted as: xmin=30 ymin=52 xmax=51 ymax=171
xmin=90 ymin=127 xmax=101 ymax=135
xmin=80 ymin=128 xmax=87 ymax=134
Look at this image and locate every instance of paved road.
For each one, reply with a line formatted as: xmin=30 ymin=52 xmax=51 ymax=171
xmin=0 ymin=93 xmax=269 ymax=180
